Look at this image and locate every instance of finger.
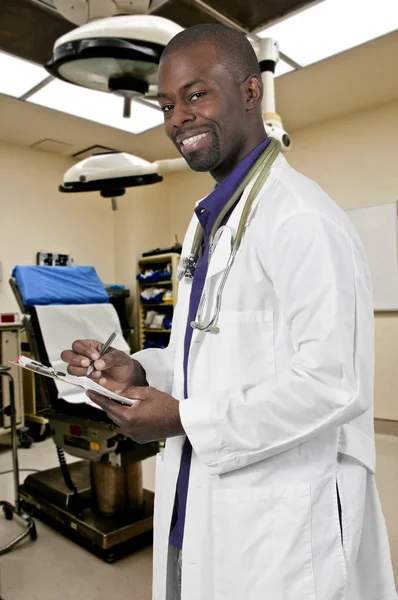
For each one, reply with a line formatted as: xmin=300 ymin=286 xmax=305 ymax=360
xmin=66 ymin=365 xmax=90 ymax=377
xmin=92 ymin=348 xmax=130 ymax=371
xmin=71 ymin=340 xmax=102 ymax=361
xmin=71 ymin=351 xmax=124 ymax=375
xmin=61 ymin=349 xmax=91 ymax=368
xmin=86 ymin=392 xmax=130 ymax=419
xmin=119 ymin=386 xmax=149 ymax=400
xmin=90 ymin=370 xmax=103 ymax=379
xmin=93 ymin=359 xmax=108 ymax=371
xmin=67 ymin=366 xmax=104 ymax=379
xmin=86 ymin=391 xmax=109 ymax=410
xmin=86 ymin=393 xmax=124 ymax=429
xmin=95 ymin=376 xmax=129 ymax=393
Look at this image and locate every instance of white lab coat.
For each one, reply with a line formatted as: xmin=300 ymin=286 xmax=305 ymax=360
xmin=134 ymin=154 xmax=397 ymax=600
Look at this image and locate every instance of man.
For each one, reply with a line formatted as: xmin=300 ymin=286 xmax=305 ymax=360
xmin=62 ymin=24 xmax=396 ymax=600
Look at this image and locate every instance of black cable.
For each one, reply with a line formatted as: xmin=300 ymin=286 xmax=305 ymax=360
xmin=55 ymin=446 xmax=83 ymax=516
xmin=56 ymin=446 xmax=78 ymax=494
xmin=0 ymin=469 xmax=39 ymax=476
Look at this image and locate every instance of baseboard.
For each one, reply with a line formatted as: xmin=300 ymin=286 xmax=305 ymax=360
xmin=374 ymin=418 xmax=398 ymax=437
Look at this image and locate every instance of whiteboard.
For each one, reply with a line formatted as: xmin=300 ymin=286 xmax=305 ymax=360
xmin=345 ymin=201 xmax=398 ymax=311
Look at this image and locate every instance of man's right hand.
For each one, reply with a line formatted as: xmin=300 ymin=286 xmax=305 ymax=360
xmin=61 ymin=339 xmax=148 ymax=392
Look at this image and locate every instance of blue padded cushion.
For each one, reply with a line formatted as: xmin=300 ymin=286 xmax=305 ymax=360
xmin=12 ymin=266 xmax=109 ymax=306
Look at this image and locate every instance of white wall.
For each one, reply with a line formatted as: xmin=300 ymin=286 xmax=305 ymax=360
xmin=114 ymin=182 xmax=172 ymax=352
xmin=165 ymin=169 xmax=213 ymax=245
xmin=286 ymin=101 xmax=398 ymax=421
xmin=0 ymin=141 xmax=115 ymax=313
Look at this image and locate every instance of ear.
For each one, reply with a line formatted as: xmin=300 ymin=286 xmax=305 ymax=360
xmin=243 ymin=75 xmax=263 ymax=111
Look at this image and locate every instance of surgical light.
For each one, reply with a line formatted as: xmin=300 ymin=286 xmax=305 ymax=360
xmin=60 ymin=152 xmax=189 ymax=210
xmin=45 ymin=14 xmax=183 ymax=115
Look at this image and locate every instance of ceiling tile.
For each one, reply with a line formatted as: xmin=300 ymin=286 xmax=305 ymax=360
xmin=0 ymin=51 xmax=49 ymax=98
xmin=27 ymin=79 xmax=164 ymax=134
xmin=152 ymin=0 xmax=317 ymax=31
xmin=258 ymin=0 xmax=398 ymax=66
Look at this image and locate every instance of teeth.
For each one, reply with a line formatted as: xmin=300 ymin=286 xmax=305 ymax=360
xmin=182 ymin=133 xmax=207 ymax=146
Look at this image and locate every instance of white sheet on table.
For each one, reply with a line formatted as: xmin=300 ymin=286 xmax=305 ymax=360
xmin=35 ymin=304 xmax=130 ymax=409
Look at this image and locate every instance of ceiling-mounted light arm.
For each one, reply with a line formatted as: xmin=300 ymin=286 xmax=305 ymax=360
xmin=53 ymin=0 xmax=151 ymax=26
xmin=259 ymin=38 xmax=277 ymax=116
xmin=134 ymin=96 xmax=162 ymax=111
xmin=258 ymin=37 xmax=291 ymax=151
xmin=189 ymin=0 xmax=300 ymax=70
xmin=148 ymin=0 xmax=174 ymax=13
xmin=123 ymin=97 xmax=132 ymax=118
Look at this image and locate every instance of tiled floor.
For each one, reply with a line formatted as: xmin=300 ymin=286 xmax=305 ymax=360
xmin=0 ymin=438 xmax=153 ymax=600
xmin=374 ymin=433 xmax=398 ymax=585
xmin=0 ymin=434 xmax=397 ymax=599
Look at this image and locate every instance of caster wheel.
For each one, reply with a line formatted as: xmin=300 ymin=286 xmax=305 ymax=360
xmin=3 ymin=506 xmax=14 ymax=521
xmin=105 ymin=553 xmax=116 ymax=564
xmin=29 ymin=523 xmax=38 ymax=541
xmin=28 ymin=422 xmax=50 ymax=443
xmin=21 ymin=501 xmax=35 ymax=516
xmin=18 ymin=432 xmax=34 ymax=449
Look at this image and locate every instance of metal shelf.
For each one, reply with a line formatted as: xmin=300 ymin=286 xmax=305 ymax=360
xmin=144 ymin=329 xmax=171 ymax=334
xmin=138 ymin=280 xmax=172 ymax=287
xmin=140 ymin=303 xmax=174 ymax=308
xmin=138 ymin=252 xmax=180 ymax=266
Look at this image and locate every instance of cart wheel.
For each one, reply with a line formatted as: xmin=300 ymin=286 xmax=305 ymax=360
xmin=105 ymin=552 xmax=116 ymax=564
xmin=20 ymin=500 xmax=35 ymax=516
xmin=18 ymin=431 xmax=34 ymax=449
xmin=3 ymin=505 xmax=14 ymax=521
xmin=27 ymin=422 xmax=50 ymax=443
xmin=29 ymin=522 xmax=38 ymax=541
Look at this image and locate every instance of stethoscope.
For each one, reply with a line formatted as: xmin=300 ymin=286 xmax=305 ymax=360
xmin=177 ymin=138 xmax=281 ymax=334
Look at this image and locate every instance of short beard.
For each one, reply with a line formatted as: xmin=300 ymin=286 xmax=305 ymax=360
xmin=183 ymin=131 xmax=221 ymax=172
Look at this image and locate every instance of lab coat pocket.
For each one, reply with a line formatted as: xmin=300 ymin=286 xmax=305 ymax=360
xmin=212 ymin=484 xmax=316 ymax=600
xmin=205 ymin=309 xmax=275 ymax=389
xmin=309 ymin=474 xmax=348 ymax=599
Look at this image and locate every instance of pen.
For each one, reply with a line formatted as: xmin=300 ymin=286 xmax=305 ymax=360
xmin=86 ymin=330 xmax=118 ymax=377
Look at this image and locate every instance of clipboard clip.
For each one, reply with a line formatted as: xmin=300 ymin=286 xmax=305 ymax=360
xmin=19 ymin=360 xmax=66 ymax=378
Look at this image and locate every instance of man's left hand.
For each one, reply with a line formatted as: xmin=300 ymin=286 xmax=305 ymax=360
xmin=86 ymin=386 xmax=185 ymax=443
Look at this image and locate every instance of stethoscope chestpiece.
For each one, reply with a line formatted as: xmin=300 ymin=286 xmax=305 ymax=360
xmin=208 ymin=326 xmax=220 ymax=334
xmin=190 ymin=321 xmax=220 ymax=334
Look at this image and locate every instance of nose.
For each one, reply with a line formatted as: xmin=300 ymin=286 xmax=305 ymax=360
xmin=172 ymin=101 xmax=195 ymax=129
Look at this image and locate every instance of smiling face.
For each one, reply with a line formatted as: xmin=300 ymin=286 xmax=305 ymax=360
xmin=157 ymin=42 xmax=264 ymax=182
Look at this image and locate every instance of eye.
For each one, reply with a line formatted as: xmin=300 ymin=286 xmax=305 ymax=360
xmin=190 ymin=91 xmax=206 ymax=102
xmin=161 ymin=104 xmax=174 ymax=113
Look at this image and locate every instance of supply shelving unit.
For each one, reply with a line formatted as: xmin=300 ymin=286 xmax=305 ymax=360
xmin=136 ymin=253 xmax=180 ymax=351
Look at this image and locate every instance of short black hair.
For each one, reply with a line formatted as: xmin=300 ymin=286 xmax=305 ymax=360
xmin=160 ymin=23 xmax=261 ymax=84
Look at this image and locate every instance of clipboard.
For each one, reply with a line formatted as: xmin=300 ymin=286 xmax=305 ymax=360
xmin=11 ymin=355 xmax=137 ymax=406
